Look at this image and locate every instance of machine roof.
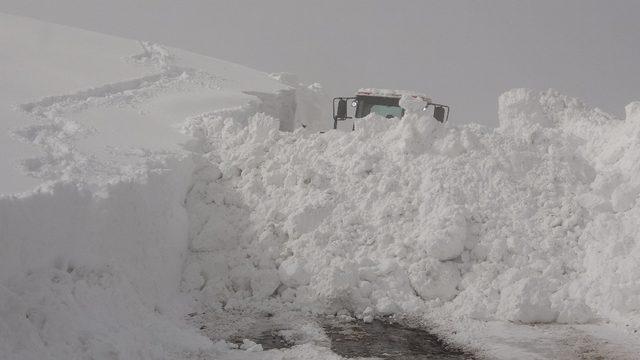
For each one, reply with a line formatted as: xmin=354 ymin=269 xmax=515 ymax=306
xmin=356 ymin=88 xmax=432 ymax=103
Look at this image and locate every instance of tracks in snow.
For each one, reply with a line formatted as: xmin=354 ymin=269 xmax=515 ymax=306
xmin=12 ymin=43 xmax=224 ymax=182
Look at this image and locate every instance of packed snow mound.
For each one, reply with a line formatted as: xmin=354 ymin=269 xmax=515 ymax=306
xmin=182 ymin=88 xmax=640 ymax=329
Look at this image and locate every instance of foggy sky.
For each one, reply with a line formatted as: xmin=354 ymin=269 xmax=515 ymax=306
xmin=2 ymin=0 xmax=639 ymax=126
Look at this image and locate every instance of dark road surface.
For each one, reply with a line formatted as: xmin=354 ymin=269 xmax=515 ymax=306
xmin=227 ymin=315 xmax=475 ymax=359
xmin=321 ymin=318 xmax=474 ymax=359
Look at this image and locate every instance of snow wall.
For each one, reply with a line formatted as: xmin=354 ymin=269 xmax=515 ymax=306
xmin=0 ymin=157 xmax=209 ymax=359
xmin=181 ymin=88 xmax=640 ymax=330
xmin=0 ymin=159 xmax=192 ymax=303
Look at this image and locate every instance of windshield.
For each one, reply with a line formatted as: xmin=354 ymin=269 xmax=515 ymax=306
xmin=355 ymin=96 xmax=404 ymax=119
xmin=370 ymin=104 xmax=403 ymax=118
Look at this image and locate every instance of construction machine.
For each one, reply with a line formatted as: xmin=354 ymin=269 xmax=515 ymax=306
xmin=332 ymin=89 xmax=449 ymax=130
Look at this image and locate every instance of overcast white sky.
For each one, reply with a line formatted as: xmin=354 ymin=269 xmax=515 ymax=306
xmin=2 ymin=0 xmax=639 ymax=126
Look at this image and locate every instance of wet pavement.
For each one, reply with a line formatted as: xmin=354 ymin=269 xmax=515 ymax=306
xmin=221 ymin=313 xmax=474 ymax=359
xmin=321 ymin=317 xmax=474 ymax=359
xmin=229 ymin=328 xmax=294 ymax=350
xmin=196 ymin=309 xmax=640 ymax=359
xmin=192 ymin=309 xmax=474 ymax=358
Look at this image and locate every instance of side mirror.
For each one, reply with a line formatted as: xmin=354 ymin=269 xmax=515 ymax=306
xmin=434 ymin=106 xmax=446 ymax=123
xmin=336 ymin=99 xmax=348 ymax=119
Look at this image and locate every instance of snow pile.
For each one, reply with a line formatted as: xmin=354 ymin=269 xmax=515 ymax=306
xmin=181 ymin=87 xmax=640 ymax=330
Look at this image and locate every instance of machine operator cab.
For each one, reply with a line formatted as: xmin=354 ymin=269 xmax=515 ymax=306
xmin=332 ymin=89 xmax=449 ymax=130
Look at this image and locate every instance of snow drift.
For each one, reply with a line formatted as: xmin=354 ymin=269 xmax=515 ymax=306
xmin=0 ymin=13 xmax=322 ymax=359
xmin=2 ymin=12 xmax=640 ymax=360
xmin=181 ymin=88 xmax=640 ymax=331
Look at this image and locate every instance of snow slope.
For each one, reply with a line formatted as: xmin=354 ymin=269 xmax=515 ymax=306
xmin=3 ymin=12 xmax=640 ymax=360
xmin=0 ymin=13 xmax=330 ymax=360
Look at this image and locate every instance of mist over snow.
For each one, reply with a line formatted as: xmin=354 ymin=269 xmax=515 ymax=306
xmin=3 ymin=0 xmax=640 ymax=127
xmin=2 ymin=11 xmax=640 ymax=360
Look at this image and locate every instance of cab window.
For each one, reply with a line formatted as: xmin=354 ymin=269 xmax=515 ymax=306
xmin=370 ymin=104 xmax=403 ymax=118
xmin=355 ymin=96 xmax=404 ymax=119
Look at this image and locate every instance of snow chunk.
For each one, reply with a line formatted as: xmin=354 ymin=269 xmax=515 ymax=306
xmin=497 ymin=278 xmax=558 ymax=323
xmin=240 ymin=339 xmax=263 ymax=352
xmin=408 ymin=259 xmax=461 ymax=301
xmin=625 ymin=101 xmax=640 ymax=121
xmin=250 ymin=269 xmax=281 ymax=299
xmin=498 ymin=88 xmax=554 ymax=132
xmin=419 ymin=206 xmax=468 ymax=260
xmin=399 ymin=94 xmax=428 ymax=114
xmin=362 ymin=306 xmax=374 ymax=323
xmin=278 ymin=257 xmax=311 ymax=288
xmin=611 ymin=183 xmax=640 ymax=212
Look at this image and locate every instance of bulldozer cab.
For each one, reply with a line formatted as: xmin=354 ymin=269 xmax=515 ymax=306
xmin=333 ymin=89 xmax=449 ymax=130
xmin=355 ymin=95 xmax=404 ymax=119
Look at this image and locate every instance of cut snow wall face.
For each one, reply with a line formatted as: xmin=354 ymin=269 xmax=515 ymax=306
xmin=245 ymin=73 xmax=333 ymax=132
xmin=0 ymin=156 xmax=194 ymax=308
xmin=0 ymin=156 xmax=201 ymax=359
xmin=268 ymin=73 xmax=332 ymax=132
xmin=244 ymin=89 xmax=297 ymax=131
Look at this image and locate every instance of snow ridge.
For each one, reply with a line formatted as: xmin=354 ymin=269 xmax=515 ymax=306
xmin=180 ymin=88 xmax=640 ymax=338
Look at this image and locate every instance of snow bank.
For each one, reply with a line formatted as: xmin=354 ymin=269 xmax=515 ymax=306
xmin=0 ymin=13 xmax=305 ymax=360
xmin=0 ymin=159 xmax=207 ymax=359
xmin=0 ymin=161 xmax=192 ymax=299
xmin=181 ymin=87 xmax=640 ymax=332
